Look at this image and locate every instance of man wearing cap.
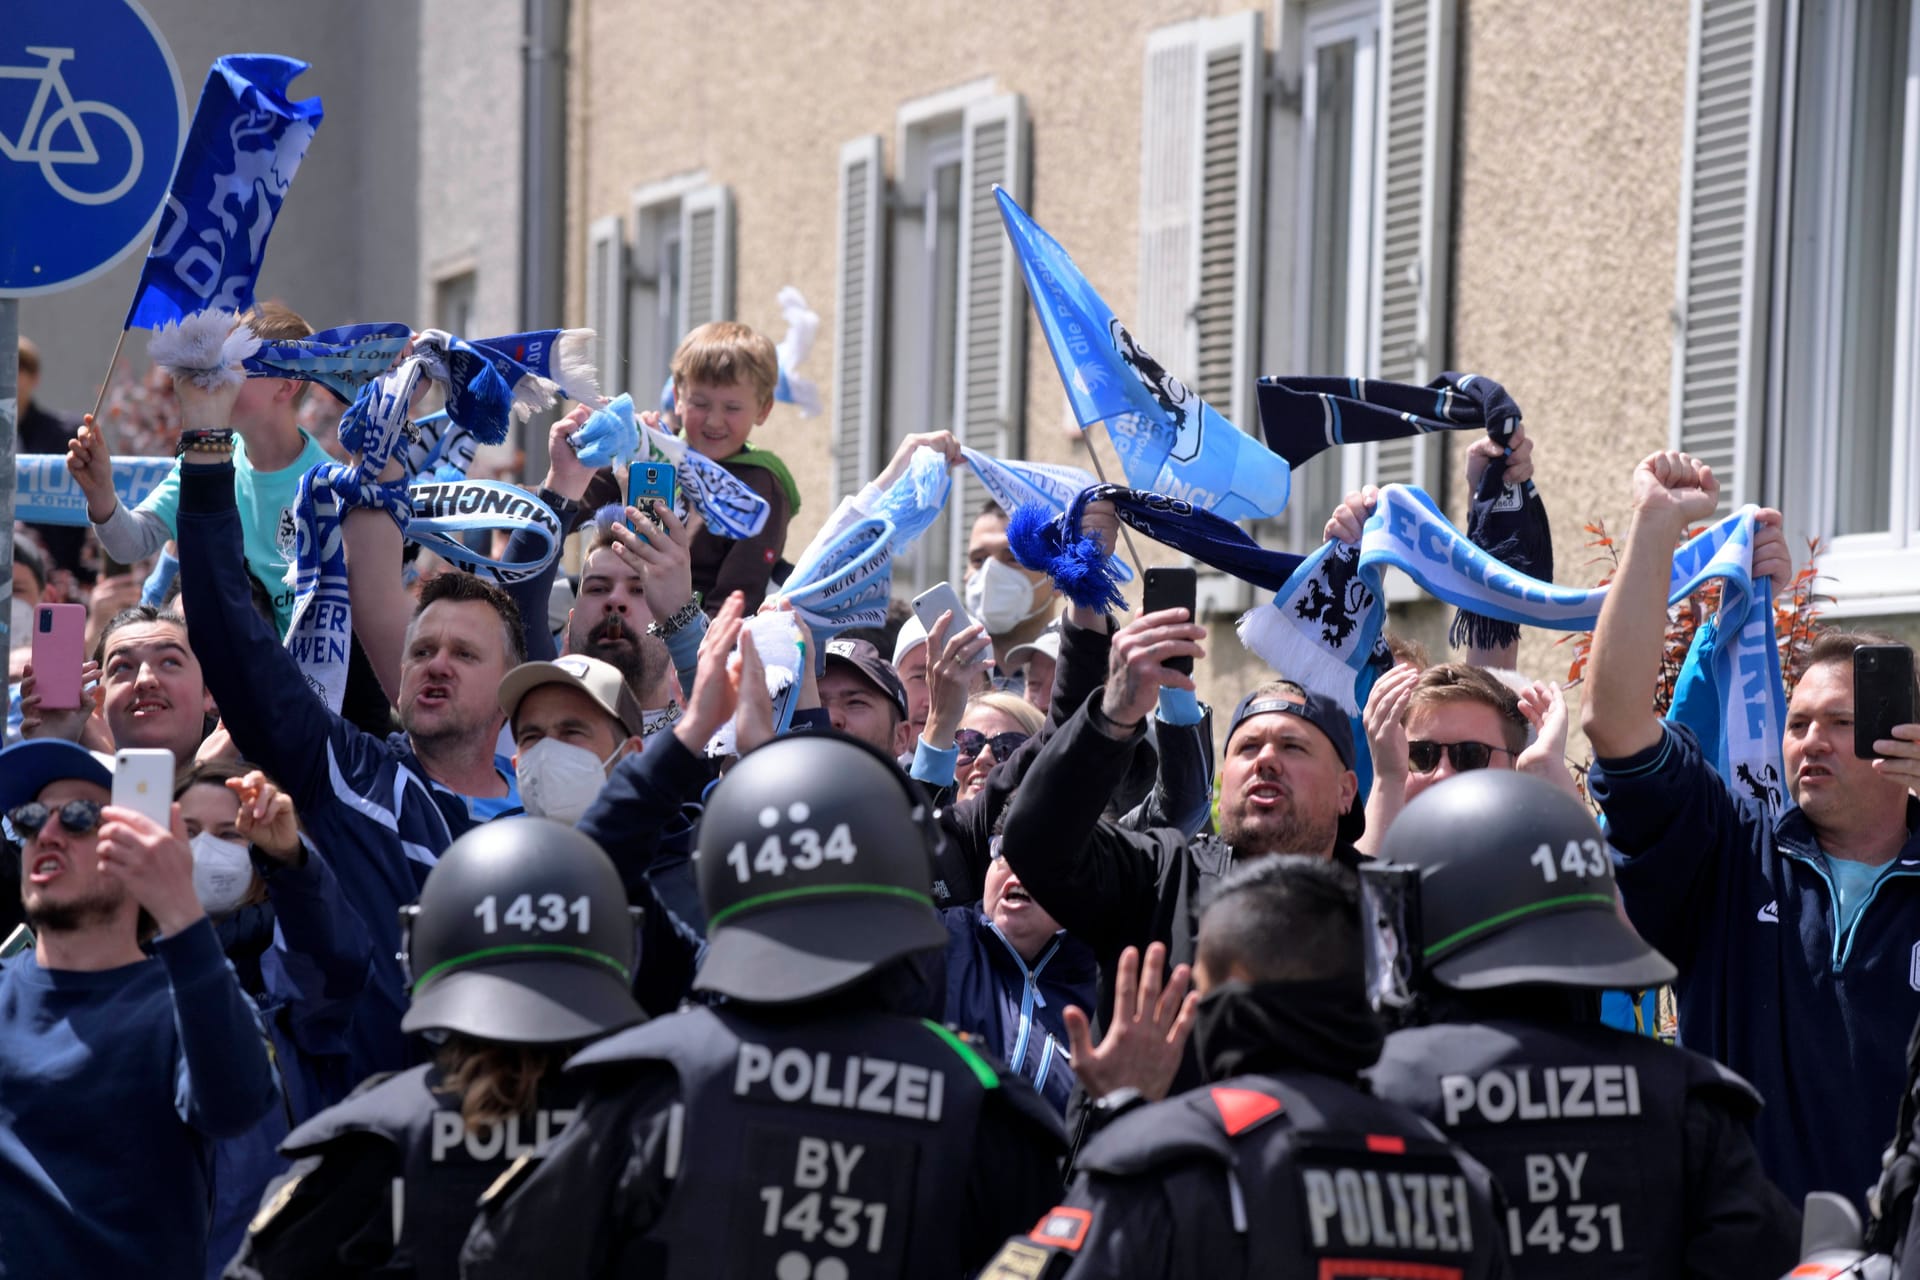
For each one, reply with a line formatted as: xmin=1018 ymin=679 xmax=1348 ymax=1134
xmin=501 ymin=653 xmax=648 ymax=827
xmin=1005 ymin=621 xmax=1062 ymax=718
xmin=1366 ymin=771 xmax=1799 ymax=1279
xmin=1000 ymin=610 xmax=1361 ymax=1097
xmin=819 ymin=636 xmax=915 ymax=758
xmin=0 ymin=739 xmax=278 ymax=1276
xmin=463 ymin=733 xmax=1067 ymax=1278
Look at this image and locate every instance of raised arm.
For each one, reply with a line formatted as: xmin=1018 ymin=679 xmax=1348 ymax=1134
xmin=507 ymin=408 xmax=598 ymax=664
xmin=1580 ymin=452 xmax=1719 ymax=759
xmin=343 ymin=451 xmax=412 ymax=706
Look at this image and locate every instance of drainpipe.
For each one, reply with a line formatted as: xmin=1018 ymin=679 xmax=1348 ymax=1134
xmin=520 ymin=0 xmax=568 ymax=483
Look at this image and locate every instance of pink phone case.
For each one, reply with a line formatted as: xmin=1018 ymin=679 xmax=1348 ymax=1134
xmin=31 ymin=604 xmax=86 ymax=710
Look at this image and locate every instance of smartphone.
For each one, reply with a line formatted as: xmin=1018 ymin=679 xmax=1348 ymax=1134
xmin=626 ymin=462 xmax=678 ymax=543
xmin=112 ymin=748 xmax=176 ymax=829
xmin=1854 ymin=643 xmax=1916 ymax=759
xmin=1142 ymin=567 xmax=1198 ymax=675
xmin=912 ymin=582 xmax=973 ymax=637
xmin=31 ymin=604 xmax=86 ymax=710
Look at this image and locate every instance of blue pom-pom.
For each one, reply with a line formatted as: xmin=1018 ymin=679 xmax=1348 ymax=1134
xmin=1007 ymin=501 xmax=1065 ymax=571
xmin=1050 ymin=534 xmax=1128 ymax=612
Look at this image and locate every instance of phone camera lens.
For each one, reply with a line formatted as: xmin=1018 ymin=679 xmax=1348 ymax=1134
xmin=38 ymin=611 xmax=51 ymax=633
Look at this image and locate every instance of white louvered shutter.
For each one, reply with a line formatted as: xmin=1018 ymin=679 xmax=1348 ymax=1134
xmin=678 ymin=185 xmax=735 ymax=334
xmin=949 ymin=92 xmax=1030 ymax=580
xmin=1139 ymin=24 xmax=1202 ymax=372
xmin=1368 ymin=0 xmax=1456 ymax=491
xmin=1670 ymin=0 xmax=1781 ymax=512
xmin=833 ymin=136 xmax=886 ymax=502
xmin=586 ymin=214 xmax=626 ymax=394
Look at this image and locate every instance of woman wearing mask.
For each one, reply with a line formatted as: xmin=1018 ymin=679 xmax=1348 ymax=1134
xmin=173 ymin=761 xmax=373 ymax=1280
xmin=227 ymin=818 xmax=644 ymax=1279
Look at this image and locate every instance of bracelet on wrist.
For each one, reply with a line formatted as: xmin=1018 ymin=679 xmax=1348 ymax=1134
xmin=648 ymin=596 xmax=704 ymax=638
xmin=176 ymin=428 xmax=235 ymax=458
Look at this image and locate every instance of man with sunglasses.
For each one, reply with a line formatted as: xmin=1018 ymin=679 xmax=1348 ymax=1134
xmin=0 ymin=739 xmax=277 ymax=1276
xmin=1356 ymin=662 xmax=1578 ymax=854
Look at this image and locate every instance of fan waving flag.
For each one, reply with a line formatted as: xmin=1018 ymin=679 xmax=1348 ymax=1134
xmin=993 ymin=186 xmax=1290 ymax=522
xmin=125 ymin=55 xmax=324 ymax=330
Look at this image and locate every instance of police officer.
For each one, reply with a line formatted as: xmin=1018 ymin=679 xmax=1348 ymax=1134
xmin=980 ymin=853 xmax=1510 ymax=1279
xmin=462 ymin=732 xmax=1068 ymax=1278
xmin=225 ymin=819 xmax=644 ymax=1279
xmin=1363 ymin=770 xmax=1801 ymax=1279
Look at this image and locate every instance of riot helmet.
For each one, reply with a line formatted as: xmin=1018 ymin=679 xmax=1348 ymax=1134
xmin=1366 ymin=770 xmax=1675 ymax=1000
xmin=693 ymin=732 xmax=947 ymax=1005
xmin=399 ymin=818 xmax=643 ymax=1044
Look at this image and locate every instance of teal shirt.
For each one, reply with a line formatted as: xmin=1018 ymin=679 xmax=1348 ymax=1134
xmin=1824 ymin=853 xmax=1899 ymax=938
xmin=137 ymin=431 xmax=332 ymax=634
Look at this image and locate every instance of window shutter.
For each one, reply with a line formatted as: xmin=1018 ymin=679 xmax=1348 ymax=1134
xmin=1139 ymin=24 xmax=1203 ymax=373
xmin=833 ymin=135 xmax=886 ymax=502
xmin=1369 ymin=0 xmax=1456 ymax=491
xmin=585 ymin=214 xmax=626 ymax=395
xmin=1192 ymin=13 xmax=1265 ymax=434
xmin=1670 ymin=0 xmax=1781 ymax=511
xmin=678 ymin=184 xmax=735 ymax=334
xmin=950 ymin=92 xmax=1030 ymax=578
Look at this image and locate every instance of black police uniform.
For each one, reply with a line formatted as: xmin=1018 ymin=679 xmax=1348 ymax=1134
xmin=462 ymin=1002 xmax=1066 ymax=1277
xmin=981 ymin=1068 xmax=1507 ymax=1279
xmin=224 ymin=1063 xmax=586 ymax=1280
xmin=1371 ymin=1017 xmax=1798 ymax=1279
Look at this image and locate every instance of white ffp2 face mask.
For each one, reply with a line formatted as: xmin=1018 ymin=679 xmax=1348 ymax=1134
xmin=190 ymin=833 xmax=255 ymax=917
xmin=516 ymin=737 xmax=620 ymax=826
xmin=964 ymin=557 xmax=1045 ymax=636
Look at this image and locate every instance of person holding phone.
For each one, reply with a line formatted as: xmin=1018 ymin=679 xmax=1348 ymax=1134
xmin=1581 ymin=449 xmax=1918 ymax=1213
xmin=0 ymin=738 xmax=277 ymax=1277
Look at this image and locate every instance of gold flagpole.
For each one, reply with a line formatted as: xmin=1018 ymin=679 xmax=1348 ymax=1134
xmin=84 ymin=327 xmax=130 ymax=451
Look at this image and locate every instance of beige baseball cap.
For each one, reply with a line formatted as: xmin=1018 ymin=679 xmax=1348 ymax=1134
xmin=498 ymin=655 xmax=647 ymax=739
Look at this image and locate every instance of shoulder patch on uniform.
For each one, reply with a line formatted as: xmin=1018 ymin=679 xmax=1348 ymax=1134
xmin=248 ymin=1171 xmax=304 ymax=1236
xmin=979 ymin=1238 xmax=1054 ymax=1280
xmin=480 ymin=1152 xmax=537 ymax=1208
xmin=1210 ymin=1085 xmax=1284 ymax=1136
xmin=1029 ymin=1205 xmax=1092 ymax=1252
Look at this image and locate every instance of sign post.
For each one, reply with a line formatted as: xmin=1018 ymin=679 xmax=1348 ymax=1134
xmin=0 ymin=0 xmax=184 ymax=655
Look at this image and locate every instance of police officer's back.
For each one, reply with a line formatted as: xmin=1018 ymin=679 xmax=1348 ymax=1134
xmin=462 ymin=733 xmax=1068 ymax=1278
xmin=1362 ymin=771 xmax=1800 ymax=1279
xmin=980 ymin=854 xmax=1509 ymax=1279
xmin=226 ymin=819 xmax=645 ymax=1279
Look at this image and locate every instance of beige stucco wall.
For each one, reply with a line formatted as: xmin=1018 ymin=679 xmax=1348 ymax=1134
xmin=566 ymin=0 xmax=1698 ymax=751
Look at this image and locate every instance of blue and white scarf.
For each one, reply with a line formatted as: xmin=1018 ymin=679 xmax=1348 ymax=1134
xmin=243 ymin=322 xmax=412 ymax=401
xmin=471 ymin=329 xmax=602 ymax=404
xmin=637 ymin=416 xmax=770 ymax=540
xmin=777 ymin=517 xmax=896 ymax=639
xmin=964 ymin=448 xmax=1132 ymax=583
xmin=1243 ymin=484 xmax=1786 ymax=818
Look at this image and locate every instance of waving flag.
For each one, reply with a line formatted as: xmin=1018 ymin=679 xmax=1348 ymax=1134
xmin=993 ymin=187 xmax=1290 ymax=522
xmin=125 ymin=55 xmax=323 ymax=331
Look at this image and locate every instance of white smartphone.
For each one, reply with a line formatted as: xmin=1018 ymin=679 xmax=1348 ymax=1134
xmin=112 ymin=748 xmax=176 ymax=829
xmin=911 ymin=582 xmax=974 ymax=637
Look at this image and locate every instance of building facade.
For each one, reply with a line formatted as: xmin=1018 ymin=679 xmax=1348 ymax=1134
xmin=566 ymin=0 xmax=1918 ymax=721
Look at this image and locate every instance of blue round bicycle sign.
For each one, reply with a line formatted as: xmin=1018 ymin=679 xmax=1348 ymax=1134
xmin=0 ymin=0 xmax=185 ymax=296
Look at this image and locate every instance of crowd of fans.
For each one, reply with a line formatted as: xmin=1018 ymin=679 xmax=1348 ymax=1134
xmin=5 ymin=306 xmax=1920 ymax=1279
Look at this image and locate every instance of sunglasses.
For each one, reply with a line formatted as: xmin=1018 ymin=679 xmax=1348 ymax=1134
xmin=1406 ymin=740 xmax=1515 ymax=775
xmin=955 ymin=729 xmax=1031 ymax=765
xmin=7 ymin=800 xmax=104 ymax=839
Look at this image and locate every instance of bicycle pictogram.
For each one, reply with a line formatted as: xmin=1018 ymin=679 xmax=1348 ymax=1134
xmin=0 ymin=46 xmax=144 ymax=205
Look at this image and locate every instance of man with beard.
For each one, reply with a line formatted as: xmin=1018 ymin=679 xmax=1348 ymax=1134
xmin=999 ymin=608 xmax=1362 ymax=1094
xmin=174 ymin=371 xmax=529 ymax=1080
xmin=0 ymin=739 xmax=277 ymax=1275
xmin=564 ymin=509 xmax=708 ymax=739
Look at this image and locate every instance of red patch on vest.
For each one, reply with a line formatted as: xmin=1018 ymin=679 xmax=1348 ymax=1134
xmin=1365 ymin=1133 xmax=1406 ymax=1154
xmin=763 ymin=548 xmax=777 ymax=564
xmin=1209 ymin=1086 xmax=1283 ymax=1136
xmin=1028 ymin=1205 xmax=1091 ymax=1251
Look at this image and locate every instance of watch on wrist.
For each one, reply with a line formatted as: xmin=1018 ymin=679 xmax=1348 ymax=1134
xmin=647 ymin=596 xmax=704 ymax=638
xmin=177 ymin=428 xmax=235 ymax=458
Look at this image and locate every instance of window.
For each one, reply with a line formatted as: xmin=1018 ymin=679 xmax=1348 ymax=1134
xmin=584 ymin=179 xmax=735 ymax=399
xmin=433 ymin=268 xmax=477 ymax=337
xmin=832 ymin=87 xmax=1029 ymax=590
xmin=1674 ymin=0 xmax=1920 ymax=607
xmin=1137 ymin=0 xmax=1454 ymax=608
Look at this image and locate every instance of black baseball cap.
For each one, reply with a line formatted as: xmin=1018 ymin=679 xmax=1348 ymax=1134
xmin=1226 ymin=685 xmax=1365 ymax=845
xmin=822 ymin=638 xmax=910 ymax=720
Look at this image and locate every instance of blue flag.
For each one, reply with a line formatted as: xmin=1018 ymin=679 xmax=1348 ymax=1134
xmin=992 ymin=187 xmax=1291 ymax=522
xmin=125 ymin=55 xmax=323 ymax=331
